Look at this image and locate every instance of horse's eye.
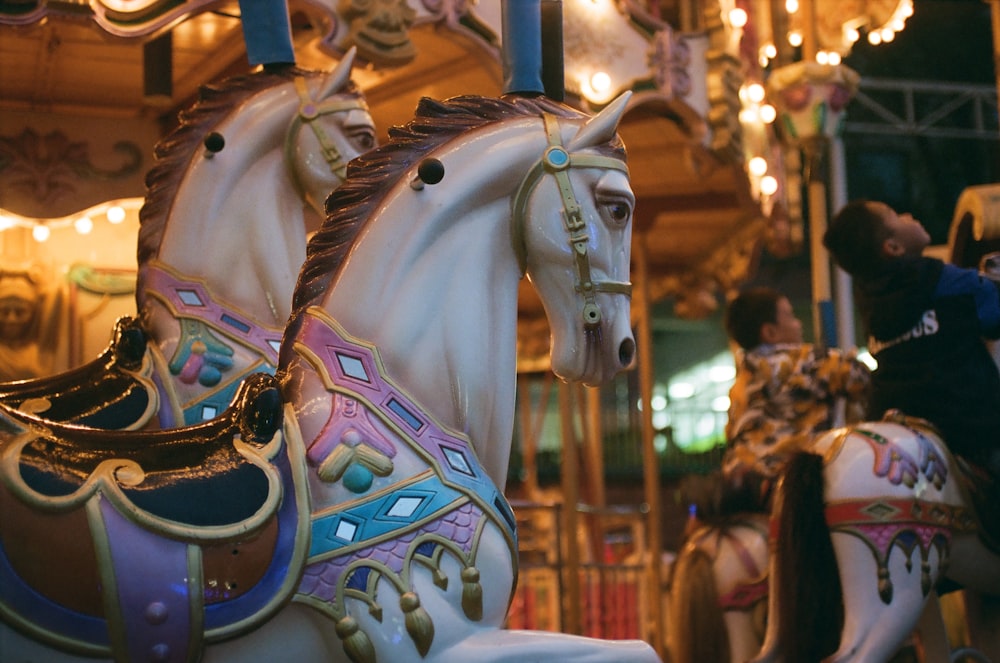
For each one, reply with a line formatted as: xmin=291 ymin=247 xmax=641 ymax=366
xmin=604 ymin=201 xmax=631 ymax=225
xmin=354 ymin=130 xmax=376 ymax=151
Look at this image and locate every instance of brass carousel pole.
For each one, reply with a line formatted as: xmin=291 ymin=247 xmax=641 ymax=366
xmin=768 ymin=56 xmax=859 ymax=350
xmin=634 ymin=236 xmax=664 ymax=655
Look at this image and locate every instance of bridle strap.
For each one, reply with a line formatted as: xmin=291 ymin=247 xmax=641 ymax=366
xmin=284 ymin=76 xmax=370 ymax=192
xmin=511 ymin=113 xmax=632 ymax=328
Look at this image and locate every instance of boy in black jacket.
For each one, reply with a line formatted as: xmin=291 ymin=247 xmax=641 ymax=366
xmin=824 ymin=199 xmax=1000 ymax=476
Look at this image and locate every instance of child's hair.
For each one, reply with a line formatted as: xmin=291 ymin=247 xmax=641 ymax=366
xmin=824 ymin=200 xmax=893 ymax=278
xmin=725 ymin=286 xmax=782 ymax=351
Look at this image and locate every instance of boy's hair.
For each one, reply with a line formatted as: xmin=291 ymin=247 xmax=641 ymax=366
xmin=824 ymin=199 xmax=893 ymax=278
xmin=725 ymin=286 xmax=783 ymax=351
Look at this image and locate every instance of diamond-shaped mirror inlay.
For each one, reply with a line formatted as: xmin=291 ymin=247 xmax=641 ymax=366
xmin=201 ymin=405 xmax=218 ymax=420
xmin=386 ymin=495 xmax=424 ymax=518
xmin=335 ymin=519 xmax=359 ymax=541
xmin=442 ymin=446 xmax=475 ymax=477
xmin=267 ymin=339 xmax=282 ymax=354
xmin=336 ymin=353 xmax=370 ymax=382
xmin=177 ymin=289 xmax=204 ymax=307
xmin=862 ymin=502 xmax=901 ymax=520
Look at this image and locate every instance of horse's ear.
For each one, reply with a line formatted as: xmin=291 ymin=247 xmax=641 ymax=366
xmin=567 ymin=91 xmax=632 ymax=151
xmin=318 ymin=46 xmax=357 ymax=99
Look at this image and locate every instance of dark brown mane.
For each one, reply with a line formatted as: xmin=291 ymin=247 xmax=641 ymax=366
xmin=136 ymin=67 xmax=362 ymax=266
xmin=282 ymin=94 xmax=623 ymax=365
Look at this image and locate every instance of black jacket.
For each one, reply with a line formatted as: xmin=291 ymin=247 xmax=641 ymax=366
xmin=857 ymin=256 xmax=1000 ymax=462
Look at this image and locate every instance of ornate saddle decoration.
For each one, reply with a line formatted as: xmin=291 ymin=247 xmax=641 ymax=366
xmin=822 ymin=415 xmax=979 ymax=603
xmin=290 ymin=307 xmax=518 ymax=661
xmin=0 ymin=372 xmax=310 ymax=662
xmin=141 ymin=260 xmax=285 ymax=425
xmin=0 ymin=315 xmax=156 ymax=430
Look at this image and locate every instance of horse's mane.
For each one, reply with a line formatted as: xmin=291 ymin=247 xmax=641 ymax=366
xmin=283 ymin=94 xmax=625 ymax=360
xmin=136 ymin=67 xmax=363 ymax=266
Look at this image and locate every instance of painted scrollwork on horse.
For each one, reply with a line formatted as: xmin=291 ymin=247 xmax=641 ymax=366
xmin=0 ymin=51 xmax=376 ymax=431
xmin=0 ymin=91 xmax=661 ymax=662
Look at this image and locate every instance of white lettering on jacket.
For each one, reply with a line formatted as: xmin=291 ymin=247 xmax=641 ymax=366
xmin=868 ymin=309 xmax=939 ymax=355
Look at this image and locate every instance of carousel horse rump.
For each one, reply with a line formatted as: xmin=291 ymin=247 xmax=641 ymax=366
xmin=751 ymin=415 xmax=1000 ymax=663
xmin=666 ymin=512 xmax=769 ymax=663
xmin=0 ymin=91 xmax=659 ymax=662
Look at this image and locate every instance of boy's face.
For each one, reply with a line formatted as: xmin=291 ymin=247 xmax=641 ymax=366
xmin=762 ymin=296 xmax=803 ymax=345
xmin=873 ymin=201 xmax=930 ymax=257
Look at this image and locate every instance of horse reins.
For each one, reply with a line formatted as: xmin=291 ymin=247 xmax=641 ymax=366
xmin=285 ymin=76 xmax=370 ymax=188
xmin=511 ymin=113 xmax=632 ymax=329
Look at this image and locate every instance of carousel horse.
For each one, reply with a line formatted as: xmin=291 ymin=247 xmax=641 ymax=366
xmin=666 ymin=511 xmax=769 ymax=663
xmin=0 ymin=92 xmax=662 ymax=662
xmin=0 ymin=50 xmax=376 ymax=430
xmin=664 ymin=471 xmax=770 ymax=663
xmin=749 ymin=263 xmax=1000 ymax=662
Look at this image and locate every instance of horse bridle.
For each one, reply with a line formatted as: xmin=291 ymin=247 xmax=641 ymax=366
xmin=284 ymin=76 xmax=370 ymax=189
xmin=512 ymin=113 xmax=632 ymax=329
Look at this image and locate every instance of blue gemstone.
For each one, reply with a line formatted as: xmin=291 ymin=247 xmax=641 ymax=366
xmin=343 ymin=463 xmax=374 ymax=493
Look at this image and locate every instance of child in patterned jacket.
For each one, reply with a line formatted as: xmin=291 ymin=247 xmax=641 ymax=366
xmin=722 ymin=286 xmax=871 ymax=511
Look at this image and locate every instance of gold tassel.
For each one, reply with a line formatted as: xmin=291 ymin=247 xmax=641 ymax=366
xmin=461 ymin=566 xmax=483 ymax=621
xmin=336 ymin=615 xmax=375 ymax=663
xmin=878 ymin=566 xmax=893 ymax=603
xmin=400 ymin=591 xmax=434 ymax=656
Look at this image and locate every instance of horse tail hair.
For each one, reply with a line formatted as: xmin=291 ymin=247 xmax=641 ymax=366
xmin=772 ymin=451 xmax=844 ymax=662
xmin=667 ymin=544 xmax=730 ymax=663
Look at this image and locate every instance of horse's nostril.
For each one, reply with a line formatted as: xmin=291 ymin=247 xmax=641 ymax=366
xmin=619 ymin=338 xmax=636 ymax=367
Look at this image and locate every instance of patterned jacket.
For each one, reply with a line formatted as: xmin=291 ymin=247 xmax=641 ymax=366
xmin=723 ymin=343 xmax=871 ymax=482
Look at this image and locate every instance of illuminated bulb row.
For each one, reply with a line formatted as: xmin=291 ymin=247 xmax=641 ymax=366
xmin=738 ymin=83 xmax=779 ymax=198
xmin=3 ymin=204 xmax=129 ymax=243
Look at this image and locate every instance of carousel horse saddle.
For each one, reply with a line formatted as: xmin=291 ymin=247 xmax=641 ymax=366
xmin=0 ymin=316 xmax=156 ymax=429
xmin=0 ymin=372 xmax=306 ymax=661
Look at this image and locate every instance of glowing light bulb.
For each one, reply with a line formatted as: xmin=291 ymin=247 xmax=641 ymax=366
xmin=729 ymin=7 xmax=748 ymax=27
xmin=881 ymin=28 xmax=895 ymax=42
xmin=828 ymin=52 xmax=842 ymax=65
xmin=764 ymin=43 xmax=777 ymax=58
xmin=747 ymin=83 xmax=766 ymax=103
xmin=869 ymin=31 xmax=883 ymax=45
xmin=816 ymin=51 xmax=830 ymax=65
xmin=590 ymin=71 xmax=611 ymax=94
xmin=749 ymin=157 xmax=768 ymax=177
xmin=32 ymin=224 xmax=50 ymax=242
xmin=761 ymin=175 xmax=779 ymax=196
xmin=785 ymin=0 xmax=798 ymax=12
xmin=788 ymin=30 xmax=803 ymax=47
xmin=846 ymin=28 xmax=860 ymax=43
xmin=75 ymin=216 xmax=93 ymax=234
xmin=107 ymin=206 xmax=126 ymax=223
xmin=760 ymin=104 xmax=777 ymax=123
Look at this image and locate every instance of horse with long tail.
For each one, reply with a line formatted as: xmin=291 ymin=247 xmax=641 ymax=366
xmin=0 ymin=91 xmax=661 ymax=662
xmin=665 ymin=471 xmax=769 ymax=663
xmin=0 ymin=51 xmax=375 ymax=430
xmin=666 ymin=510 xmax=769 ymax=663
xmin=750 ymin=320 xmax=1000 ymax=661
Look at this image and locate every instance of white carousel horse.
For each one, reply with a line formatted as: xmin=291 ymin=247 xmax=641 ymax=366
xmin=0 ymin=92 xmax=661 ymax=662
xmin=745 ymin=241 xmax=1000 ymax=663
xmin=0 ymin=51 xmax=375 ymax=430
xmin=665 ymin=512 xmax=769 ymax=663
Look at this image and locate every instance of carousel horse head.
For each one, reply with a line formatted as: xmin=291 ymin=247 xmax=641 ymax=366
xmin=511 ymin=92 xmax=637 ymax=384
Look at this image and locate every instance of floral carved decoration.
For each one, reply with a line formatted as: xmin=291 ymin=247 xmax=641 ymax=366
xmin=0 ymin=128 xmax=142 ymax=205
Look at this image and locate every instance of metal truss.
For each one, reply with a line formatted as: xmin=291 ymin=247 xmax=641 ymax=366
xmin=843 ymin=78 xmax=999 ymax=141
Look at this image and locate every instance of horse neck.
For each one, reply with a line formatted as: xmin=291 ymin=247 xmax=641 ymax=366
xmin=147 ymin=89 xmax=306 ymax=328
xmin=320 ymin=129 xmax=544 ymax=485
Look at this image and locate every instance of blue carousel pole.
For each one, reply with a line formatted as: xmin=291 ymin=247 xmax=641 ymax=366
xmin=238 ymin=0 xmax=295 ymax=67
